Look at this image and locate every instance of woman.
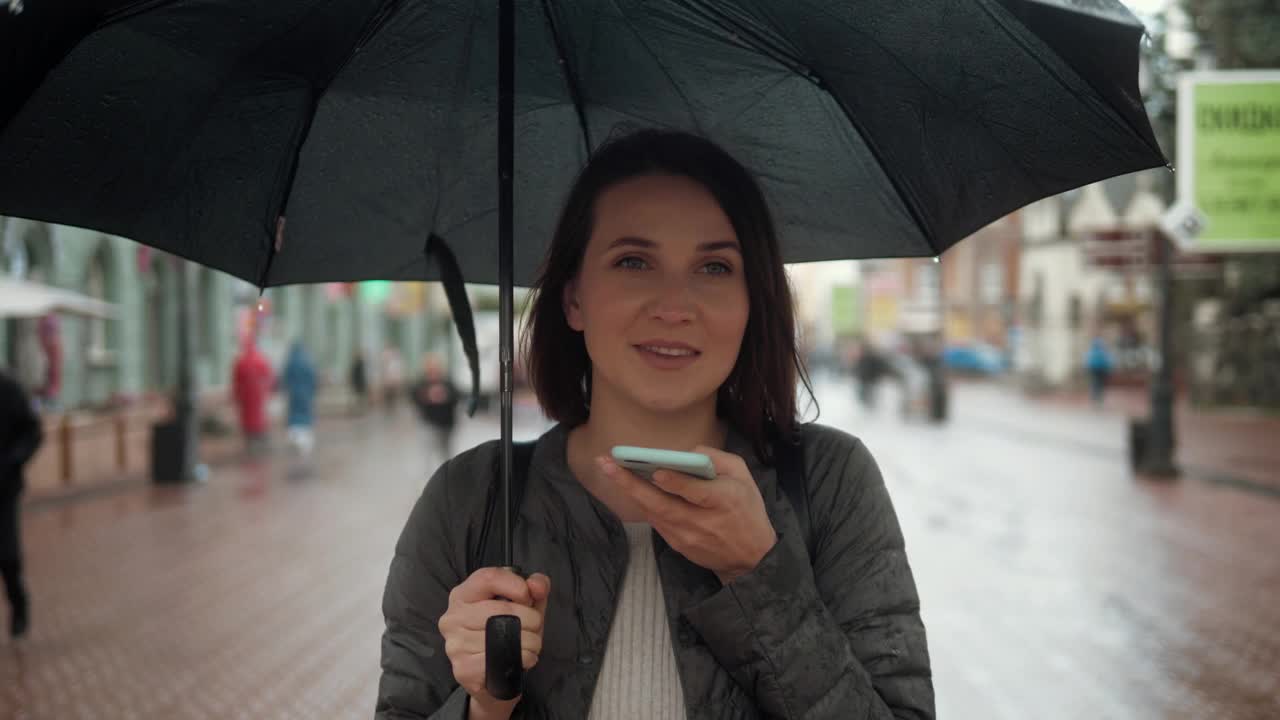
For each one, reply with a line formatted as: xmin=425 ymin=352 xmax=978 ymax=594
xmin=377 ymin=130 xmax=933 ymax=719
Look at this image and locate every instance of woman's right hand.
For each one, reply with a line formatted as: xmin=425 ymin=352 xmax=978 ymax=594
xmin=438 ymin=568 xmax=552 ymax=718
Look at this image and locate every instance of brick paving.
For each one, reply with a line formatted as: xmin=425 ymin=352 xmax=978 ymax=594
xmin=831 ymin=377 xmax=1280 ymax=720
xmin=1022 ymin=381 xmax=1280 ymax=493
xmin=0 ymin=380 xmax=1276 ymax=719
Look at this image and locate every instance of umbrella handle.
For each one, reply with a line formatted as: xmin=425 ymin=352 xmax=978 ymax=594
xmin=484 ymin=565 xmax=524 ymax=701
xmin=485 ymin=614 xmax=523 ymax=700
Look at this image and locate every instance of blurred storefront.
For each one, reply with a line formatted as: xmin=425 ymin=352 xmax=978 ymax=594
xmin=1 ymin=216 xmax=456 ymax=499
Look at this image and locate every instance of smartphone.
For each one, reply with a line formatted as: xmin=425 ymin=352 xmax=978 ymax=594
xmin=610 ymin=446 xmax=717 ymax=481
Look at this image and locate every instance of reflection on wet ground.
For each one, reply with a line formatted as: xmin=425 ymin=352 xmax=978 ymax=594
xmin=1 ymin=381 xmax=1276 ymax=719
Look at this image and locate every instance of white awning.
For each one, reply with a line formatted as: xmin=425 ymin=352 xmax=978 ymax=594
xmin=0 ymin=278 xmax=115 ymax=319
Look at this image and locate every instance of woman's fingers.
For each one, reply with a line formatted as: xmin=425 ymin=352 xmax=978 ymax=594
xmin=450 ymin=567 xmax=534 ymax=606
xmin=445 ymin=628 xmax=544 ymax=657
xmin=453 ymin=653 xmax=487 ymax=695
xmin=443 ymin=571 xmax=553 ymax=692
xmin=522 ymin=649 xmax=540 ymax=670
xmin=456 ymin=600 xmax=544 ymax=632
xmin=528 ymin=573 xmax=552 ymax=615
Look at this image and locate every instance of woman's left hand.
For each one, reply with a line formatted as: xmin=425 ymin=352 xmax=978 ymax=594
xmin=598 ymin=447 xmax=777 ymax=585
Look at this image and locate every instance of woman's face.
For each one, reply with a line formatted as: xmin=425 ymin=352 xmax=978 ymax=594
xmin=564 ymin=173 xmax=750 ymax=417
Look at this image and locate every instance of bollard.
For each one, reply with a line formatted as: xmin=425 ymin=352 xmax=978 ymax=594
xmin=59 ymin=415 xmax=73 ymax=485
xmin=116 ymin=413 xmax=128 ymax=470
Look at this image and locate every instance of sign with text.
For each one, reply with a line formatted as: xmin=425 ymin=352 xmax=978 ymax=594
xmin=1083 ymin=229 xmax=1222 ymax=278
xmin=1177 ymin=71 xmax=1280 ymax=252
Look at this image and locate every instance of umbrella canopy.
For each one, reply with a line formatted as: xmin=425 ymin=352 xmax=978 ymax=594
xmin=2 ymin=1 xmax=1167 ymax=699
xmin=0 ymin=0 xmax=1165 ymax=289
xmin=0 ymin=277 xmax=116 ymax=319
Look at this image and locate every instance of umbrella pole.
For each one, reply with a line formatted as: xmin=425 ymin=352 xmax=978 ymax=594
xmin=497 ymin=0 xmax=515 ymax=577
xmin=485 ymin=0 xmax=524 ymax=703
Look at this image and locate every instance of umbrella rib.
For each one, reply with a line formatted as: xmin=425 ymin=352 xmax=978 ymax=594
xmin=539 ymin=0 xmax=593 ymax=154
xmin=263 ymin=0 xmax=409 ymax=288
xmin=423 ymin=0 xmax=485 ymax=247
xmin=675 ymin=1 xmax=810 ymax=77
xmin=977 ymin=0 xmax=1166 ymax=163
xmin=608 ymin=0 xmax=703 ymax=135
xmin=680 ymin=0 xmax=942 ymax=251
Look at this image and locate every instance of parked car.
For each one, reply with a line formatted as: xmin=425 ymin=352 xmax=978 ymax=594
xmin=942 ymin=343 xmax=1007 ymax=375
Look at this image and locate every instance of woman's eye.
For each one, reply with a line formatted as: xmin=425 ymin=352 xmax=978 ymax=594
xmin=700 ymin=261 xmax=732 ymax=275
xmin=615 ymin=256 xmax=648 ymax=270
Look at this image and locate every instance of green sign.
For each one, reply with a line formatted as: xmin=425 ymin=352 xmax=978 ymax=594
xmin=830 ymin=285 xmax=860 ymax=336
xmin=1177 ymin=72 xmax=1280 ymax=252
xmin=358 ymin=280 xmax=393 ymax=304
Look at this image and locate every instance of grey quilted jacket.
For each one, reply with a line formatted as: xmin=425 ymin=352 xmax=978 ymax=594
xmin=376 ymin=423 xmax=933 ymax=719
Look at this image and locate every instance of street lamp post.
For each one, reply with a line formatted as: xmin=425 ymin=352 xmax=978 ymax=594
xmin=1141 ymin=228 xmax=1180 ymax=477
xmin=153 ymin=259 xmax=200 ymax=484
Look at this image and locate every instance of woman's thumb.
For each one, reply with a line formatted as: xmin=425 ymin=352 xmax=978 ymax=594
xmin=528 ymin=573 xmax=552 ymax=613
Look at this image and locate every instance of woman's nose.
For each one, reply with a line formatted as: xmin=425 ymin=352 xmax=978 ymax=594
xmin=648 ymin=277 xmax=696 ymax=323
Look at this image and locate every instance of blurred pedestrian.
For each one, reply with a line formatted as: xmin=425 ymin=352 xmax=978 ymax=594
xmin=349 ymin=351 xmax=369 ymax=415
xmin=853 ymin=336 xmax=889 ymax=409
xmin=410 ymin=353 xmax=459 ymax=461
xmin=282 ymin=341 xmax=317 ymax=457
xmin=1084 ymin=334 xmax=1113 ymax=407
xmin=380 ymin=346 xmax=405 ymax=415
xmin=232 ymin=337 xmax=275 ymax=454
xmin=0 ymin=367 xmax=42 ymax=639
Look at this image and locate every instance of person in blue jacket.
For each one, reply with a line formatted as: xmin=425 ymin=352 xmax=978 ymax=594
xmin=1084 ymin=334 xmax=1114 ymax=407
xmin=282 ymin=341 xmax=318 ymax=456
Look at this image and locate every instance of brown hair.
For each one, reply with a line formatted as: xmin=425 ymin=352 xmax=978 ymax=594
xmin=522 ymin=129 xmax=812 ymax=460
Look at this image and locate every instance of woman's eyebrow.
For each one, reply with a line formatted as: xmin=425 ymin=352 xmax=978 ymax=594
xmin=697 ymin=240 xmax=741 ymax=253
xmin=606 ymin=236 xmax=656 ymax=250
xmin=604 ymin=237 xmax=741 ymax=253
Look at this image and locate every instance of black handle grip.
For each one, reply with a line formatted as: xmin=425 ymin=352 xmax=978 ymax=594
xmin=485 ymin=614 xmax=523 ymax=700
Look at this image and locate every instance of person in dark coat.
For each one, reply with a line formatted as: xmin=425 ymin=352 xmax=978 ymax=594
xmin=349 ymin=351 xmax=369 ymax=415
xmin=410 ymin=353 xmax=459 ymax=462
xmin=376 ymin=130 xmax=933 ymax=719
xmin=1 ymin=367 xmax=42 ymax=639
xmin=852 ymin=335 xmax=890 ymax=409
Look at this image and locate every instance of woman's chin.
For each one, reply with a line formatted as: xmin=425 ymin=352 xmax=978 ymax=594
xmin=625 ymin=388 xmax=718 ymax=417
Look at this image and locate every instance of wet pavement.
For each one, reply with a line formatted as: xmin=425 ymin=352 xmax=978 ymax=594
xmin=2 ymin=379 xmax=1277 ymax=719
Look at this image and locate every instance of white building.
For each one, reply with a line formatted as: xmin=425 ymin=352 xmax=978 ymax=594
xmin=786 ymin=260 xmax=860 ymax=362
xmin=1017 ymin=171 xmax=1166 ymax=388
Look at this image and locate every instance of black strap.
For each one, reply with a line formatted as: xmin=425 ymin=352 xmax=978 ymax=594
xmin=472 ymin=441 xmax=537 ymax=573
xmin=425 ymin=232 xmax=480 ymax=417
xmin=773 ymin=430 xmax=814 ymax=562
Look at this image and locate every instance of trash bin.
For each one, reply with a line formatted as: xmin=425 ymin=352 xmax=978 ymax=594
xmin=151 ymin=418 xmax=193 ymax=484
xmin=929 ymin=377 xmax=948 ymax=423
xmin=925 ymin=362 xmax=948 ymax=423
xmin=1128 ymin=418 xmax=1148 ymax=472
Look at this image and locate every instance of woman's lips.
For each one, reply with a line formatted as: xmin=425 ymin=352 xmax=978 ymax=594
xmin=634 ymin=343 xmax=700 ymax=369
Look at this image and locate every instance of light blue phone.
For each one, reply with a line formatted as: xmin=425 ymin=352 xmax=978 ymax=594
xmin=610 ymin=446 xmax=717 ymax=481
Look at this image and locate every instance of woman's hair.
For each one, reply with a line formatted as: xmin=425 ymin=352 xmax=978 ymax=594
xmin=522 ymin=129 xmax=812 ymax=460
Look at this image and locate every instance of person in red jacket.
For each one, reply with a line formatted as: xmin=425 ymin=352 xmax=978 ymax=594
xmin=232 ymin=337 xmax=275 ymax=454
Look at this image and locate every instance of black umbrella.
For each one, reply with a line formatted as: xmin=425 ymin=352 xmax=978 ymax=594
xmin=1 ymin=0 xmax=1165 ymax=698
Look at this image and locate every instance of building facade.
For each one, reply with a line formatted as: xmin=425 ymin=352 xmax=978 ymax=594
xmin=1015 ymin=172 xmax=1165 ymax=390
xmin=1 ymin=217 xmax=450 ymax=411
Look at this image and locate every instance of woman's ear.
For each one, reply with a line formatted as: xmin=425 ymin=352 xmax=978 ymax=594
xmin=563 ymin=278 xmax=584 ymax=332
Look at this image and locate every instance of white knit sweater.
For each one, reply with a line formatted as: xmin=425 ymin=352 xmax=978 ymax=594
xmin=586 ymin=523 xmax=688 ymax=720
